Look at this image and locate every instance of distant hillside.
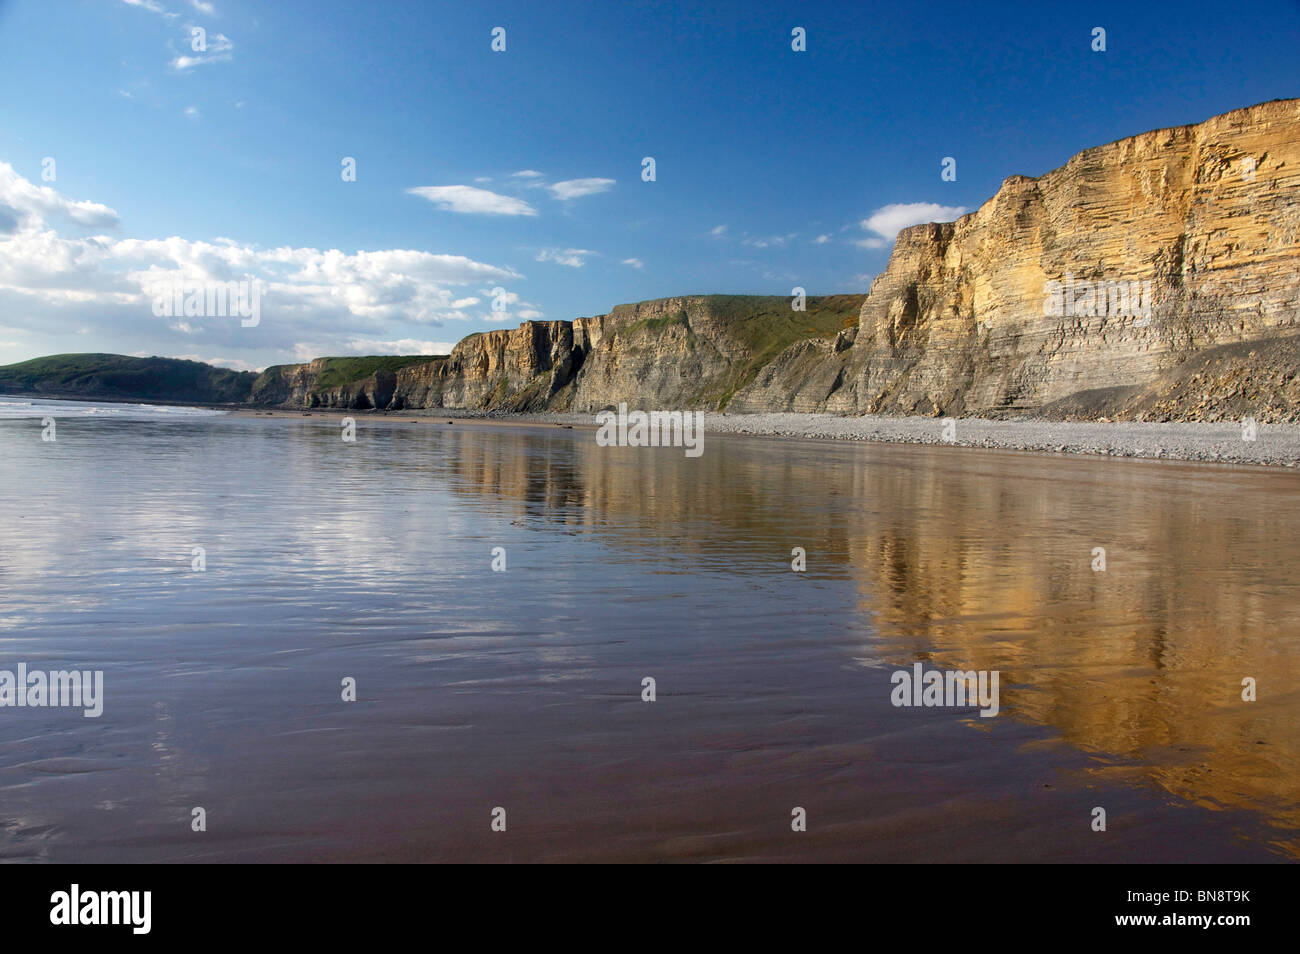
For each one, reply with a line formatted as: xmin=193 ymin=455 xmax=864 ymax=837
xmin=0 ymin=353 xmax=256 ymax=404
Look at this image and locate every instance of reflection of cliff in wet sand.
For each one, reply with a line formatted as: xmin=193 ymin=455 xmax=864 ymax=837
xmin=423 ymin=423 xmax=1300 ymax=857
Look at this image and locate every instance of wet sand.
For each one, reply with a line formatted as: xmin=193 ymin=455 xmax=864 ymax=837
xmin=1 ymin=409 xmax=1296 ymax=861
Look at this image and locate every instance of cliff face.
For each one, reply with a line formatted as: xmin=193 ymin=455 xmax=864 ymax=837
xmin=252 ymin=99 xmax=1300 ymax=419
xmin=391 ymin=320 xmax=582 ymax=411
xmin=251 ymin=324 xmax=586 ymax=412
xmin=259 ymin=296 xmax=864 ymax=412
xmin=742 ymin=98 xmax=1300 ymax=416
xmin=251 ymin=359 xmax=335 ymax=407
xmin=250 ymin=356 xmax=436 ymax=409
xmin=563 ymin=296 xmax=862 ymax=411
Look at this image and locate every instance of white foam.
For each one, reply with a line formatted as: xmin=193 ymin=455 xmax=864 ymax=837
xmin=0 ymin=397 xmax=228 ymax=420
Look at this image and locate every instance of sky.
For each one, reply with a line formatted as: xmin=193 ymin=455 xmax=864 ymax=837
xmin=0 ymin=0 xmax=1296 ymax=372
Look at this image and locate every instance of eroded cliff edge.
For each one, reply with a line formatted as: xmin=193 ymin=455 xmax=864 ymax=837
xmin=252 ymin=296 xmax=865 ymax=413
xmin=253 ymin=99 xmax=1300 ymax=421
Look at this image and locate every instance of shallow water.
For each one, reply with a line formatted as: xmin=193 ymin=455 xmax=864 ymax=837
xmin=0 ymin=403 xmax=1297 ymax=862
xmin=0 ymin=396 xmax=226 ymax=420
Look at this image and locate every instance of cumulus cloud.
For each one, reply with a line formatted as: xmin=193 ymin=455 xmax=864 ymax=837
xmin=548 ymin=178 xmax=614 ymax=200
xmin=858 ymin=202 xmax=967 ymax=248
xmin=510 ymin=170 xmax=545 ymax=179
xmin=407 ymin=185 xmax=537 ymax=216
xmin=535 ymin=248 xmax=594 ymax=268
xmin=0 ymin=163 xmax=120 ymax=230
xmin=190 ymin=1 xmax=215 ymax=13
xmin=709 ymin=224 xmax=727 ymax=237
xmin=0 ymin=162 xmax=522 ymax=363
xmin=621 ymin=257 xmax=644 ymax=269
xmin=814 ymin=234 xmax=831 ymax=244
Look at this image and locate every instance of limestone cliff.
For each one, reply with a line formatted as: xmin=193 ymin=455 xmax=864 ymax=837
xmin=737 ymin=97 xmax=1300 ymax=417
xmin=389 ymin=320 xmax=582 ymax=411
xmin=258 ymin=296 xmax=863 ymax=412
xmin=251 ymin=99 xmax=1300 ymax=420
xmin=249 ymin=356 xmax=431 ymax=409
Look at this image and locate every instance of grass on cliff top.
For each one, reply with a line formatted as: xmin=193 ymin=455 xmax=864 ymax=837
xmin=309 ymin=355 xmax=439 ymax=389
xmin=617 ymin=294 xmax=863 ymax=409
xmin=713 ymin=292 xmax=862 ymax=351
xmin=622 ymin=293 xmax=860 ymax=341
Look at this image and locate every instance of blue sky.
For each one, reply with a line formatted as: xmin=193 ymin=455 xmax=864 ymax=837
xmin=0 ymin=0 xmax=1296 ymax=371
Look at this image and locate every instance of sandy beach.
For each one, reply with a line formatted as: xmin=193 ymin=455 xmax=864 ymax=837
xmin=2 ymin=404 xmax=1297 ymax=863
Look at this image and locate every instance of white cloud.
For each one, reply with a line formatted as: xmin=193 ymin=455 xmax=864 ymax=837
xmin=342 ymin=338 xmax=455 ymax=356
xmin=814 ymin=234 xmax=831 ymax=244
xmin=621 ymin=258 xmax=644 ymax=269
xmin=174 ymin=353 xmax=258 ymax=372
xmin=121 ymin=0 xmax=167 ymax=14
xmin=183 ymin=105 xmax=200 ymax=119
xmin=473 ymin=176 xmax=493 ymax=183
xmin=859 ymin=202 xmax=967 ymax=246
xmin=407 ymin=185 xmax=537 ymax=216
xmin=0 ymin=163 xmax=120 ymax=230
xmin=510 ymin=170 xmax=545 ymax=179
xmin=190 ymin=1 xmax=215 ymax=13
xmin=548 ymin=178 xmax=614 ymax=200
xmin=536 ymin=248 xmax=594 ymax=268
xmin=742 ymin=233 xmax=796 ymax=249
xmin=709 ymin=224 xmax=727 ymax=237
xmin=0 ymin=162 xmax=522 ymax=363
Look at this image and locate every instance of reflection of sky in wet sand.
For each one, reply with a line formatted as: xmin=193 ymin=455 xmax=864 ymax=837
xmin=0 ymin=411 xmax=1296 ymax=861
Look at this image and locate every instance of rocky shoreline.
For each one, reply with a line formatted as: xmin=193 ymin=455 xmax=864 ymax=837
xmin=238 ymin=406 xmax=1300 ymax=468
